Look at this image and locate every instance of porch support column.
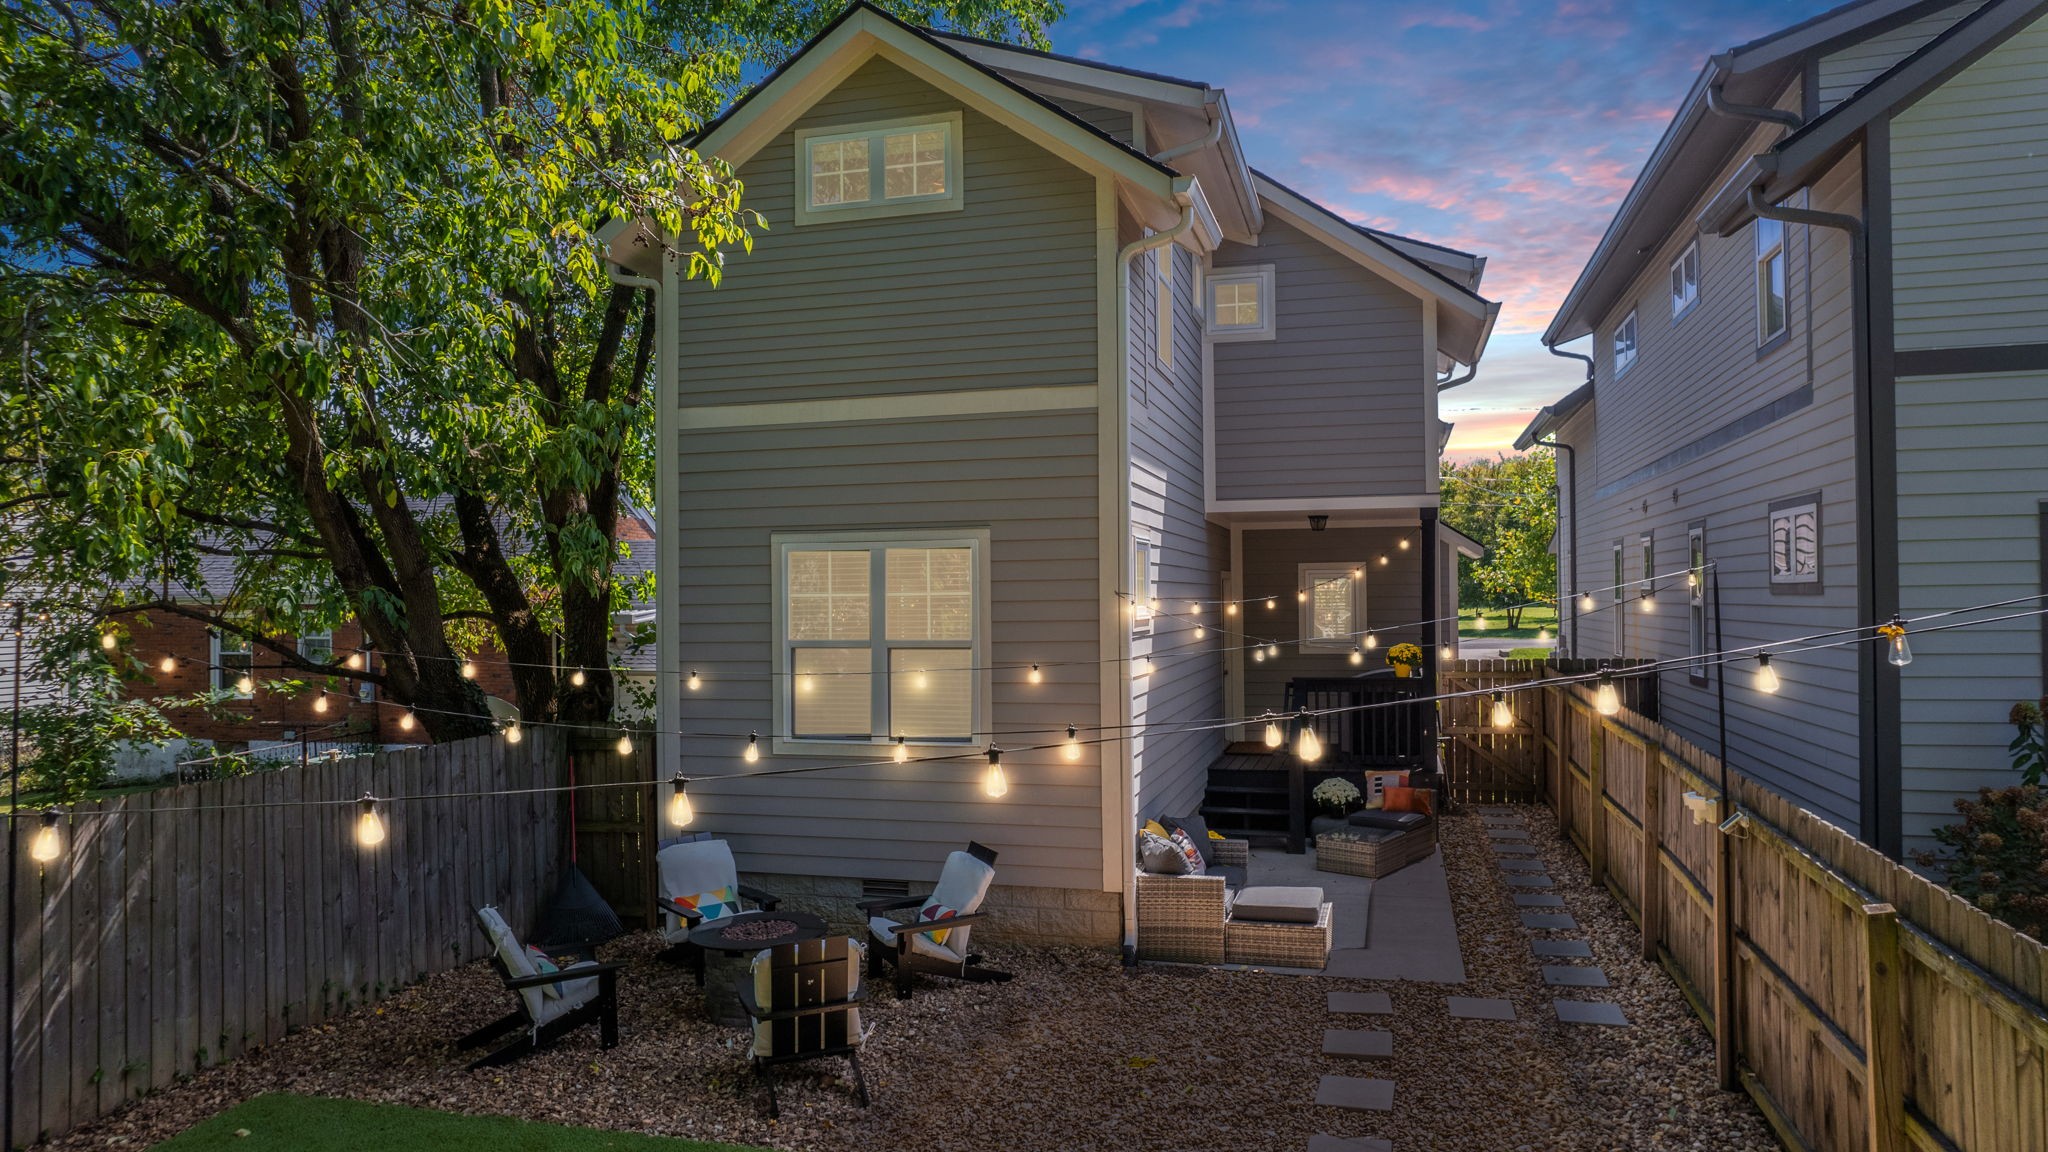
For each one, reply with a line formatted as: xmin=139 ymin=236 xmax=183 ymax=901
xmin=1420 ymin=507 xmax=1441 ymax=778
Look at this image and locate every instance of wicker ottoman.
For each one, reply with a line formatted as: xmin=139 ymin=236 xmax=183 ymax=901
xmin=1224 ymin=900 xmax=1333 ymax=968
xmin=1316 ymin=824 xmax=1437 ymax=878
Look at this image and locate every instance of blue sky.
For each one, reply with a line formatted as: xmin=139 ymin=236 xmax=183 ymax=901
xmin=1044 ymin=0 xmax=1847 ymax=458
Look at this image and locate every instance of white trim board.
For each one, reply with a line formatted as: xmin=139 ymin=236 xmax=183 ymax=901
xmin=677 ymin=384 xmax=1099 ymax=431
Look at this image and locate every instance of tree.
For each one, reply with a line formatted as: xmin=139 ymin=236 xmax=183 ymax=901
xmin=1440 ymin=450 xmax=1557 ymax=628
xmin=0 ymin=0 xmax=1060 ymax=741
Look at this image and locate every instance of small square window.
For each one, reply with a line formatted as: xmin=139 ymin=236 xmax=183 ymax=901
xmin=1768 ymin=496 xmax=1821 ymax=591
xmin=794 ymin=114 xmax=963 ymax=226
xmin=1206 ymin=265 xmax=1275 ymax=342
xmin=1670 ymin=241 xmax=1699 ymax=318
xmin=1613 ymin=309 xmax=1638 ymax=376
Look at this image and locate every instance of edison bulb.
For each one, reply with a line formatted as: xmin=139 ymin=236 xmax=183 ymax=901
xmin=893 ymin=738 xmax=909 ymax=764
xmin=100 ymin=632 xmax=117 ymax=651
xmin=1364 ymin=632 xmax=1378 ymax=650
xmin=1296 ymin=726 xmax=1323 ymax=762
xmin=1595 ymin=675 xmax=1621 ymax=717
xmin=1064 ymin=725 xmax=1082 ymax=761
xmin=744 ymin=733 xmax=760 ymax=763
xmin=235 ymin=674 xmax=254 ymax=695
xmin=399 ymin=710 xmax=416 ymax=732
xmin=346 ymin=652 xmax=364 ymax=671
xmin=460 ymin=658 xmax=477 ymax=679
xmin=1194 ymin=625 xmax=1206 ymax=640
xmin=1225 ymin=603 xmax=1238 ymax=617
xmin=355 ymin=800 xmax=386 ymax=848
xmin=1754 ymin=654 xmax=1780 ymax=694
xmin=159 ymin=655 xmax=176 ymax=675
xmin=1349 ymin=647 xmax=1364 ymax=666
xmin=1028 ymin=664 xmax=1043 ymax=685
xmin=504 ymin=721 xmax=522 ymax=744
xmin=982 ymin=749 xmax=1008 ymax=799
xmin=570 ymin=668 xmax=586 ymax=687
xmin=616 ymin=731 xmax=633 ymax=756
xmin=667 ymin=782 xmax=693 ymax=828
xmin=30 ymin=818 xmax=61 ymax=864
xmin=1579 ymin=591 xmax=1594 ymax=612
xmin=687 ymin=670 xmax=700 ymax=690
xmin=1264 ymin=719 xmax=1283 ymax=748
xmin=1491 ymin=693 xmax=1513 ymax=730
xmin=313 ymin=693 xmax=329 ymax=714
xmin=1265 ymin=597 xmax=1276 ymax=610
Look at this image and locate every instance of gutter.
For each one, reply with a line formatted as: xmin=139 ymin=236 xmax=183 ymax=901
xmin=1706 ymin=69 xmax=1804 ymax=130
xmin=1537 ymin=343 xmax=1593 ymax=656
xmin=1150 ymin=101 xmax=1222 ymax=165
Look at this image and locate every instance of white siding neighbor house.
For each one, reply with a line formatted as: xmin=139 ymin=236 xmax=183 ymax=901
xmin=602 ymin=3 xmax=1498 ymax=947
xmin=1527 ymin=0 xmax=2048 ymax=858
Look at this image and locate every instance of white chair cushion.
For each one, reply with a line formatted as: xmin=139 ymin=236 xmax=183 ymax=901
xmin=658 ymin=839 xmax=741 ymax=939
xmin=914 ymin=851 xmax=995 ymax=960
xmin=477 ymin=906 xmax=548 ymax=1021
xmin=531 ymin=960 xmax=600 ymax=1029
xmin=748 ymin=939 xmax=864 ymax=1061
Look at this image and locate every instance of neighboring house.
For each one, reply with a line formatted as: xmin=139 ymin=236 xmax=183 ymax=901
xmin=603 ymin=3 xmax=1497 ymax=947
xmin=1524 ymin=0 xmax=2048 ymax=857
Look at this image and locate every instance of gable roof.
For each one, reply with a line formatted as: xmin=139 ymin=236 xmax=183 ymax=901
xmin=1514 ymin=380 xmax=1594 ymax=451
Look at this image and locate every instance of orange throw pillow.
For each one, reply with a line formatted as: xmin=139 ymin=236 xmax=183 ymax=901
xmin=1382 ymin=786 xmax=1433 ymax=815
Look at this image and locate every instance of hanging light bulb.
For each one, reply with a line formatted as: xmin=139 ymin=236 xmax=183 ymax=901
xmin=99 ymin=631 xmax=117 ymax=651
xmin=687 ymin=669 xmax=701 ymax=691
xmin=503 ymin=719 xmax=522 ymax=744
xmin=1194 ymin=624 xmax=1207 ymax=640
xmin=1252 ymin=648 xmax=1266 ymax=663
xmin=983 ymin=746 xmax=1009 ymax=798
xmin=744 ymin=731 xmax=760 ymax=763
xmin=1028 ymin=664 xmax=1043 ymax=685
xmin=159 ymin=654 xmax=177 ymax=675
xmin=1298 ymin=589 xmax=1308 ymax=603
xmin=1265 ymin=597 xmax=1277 ymax=610
xmin=1295 ymin=712 xmax=1323 ymax=762
xmin=1351 ymin=567 xmax=1363 ymax=580
xmin=355 ymin=796 xmax=386 ymax=848
xmin=1595 ymin=672 xmax=1621 ymax=717
xmin=1491 ymin=692 xmax=1513 ymax=730
xmin=1473 ymin=616 xmax=1487 ymax=631
xmin=570 ymin=668 xmax=586 ymax=687
xmin=1267 ymin=642 xmax=1280 ymax=658
xmin=893 ymin=736 xmax=909 ymax=764
xmin=1754 ymin=653 xmax=1780 ymax=694
xmin=1639 ymin=591 xmax=1656 ymax=613
xmin=1364 ymin=632 xmax=1379 ymax=650
xmin=1225 ymin=602 xmax=1238 ymax=617
xmin=30 ymin=810 xmax=62 ymax=864
xmin=313 ymin=691 xmax=329 ymax=714
xmin=346 ymin=651 xmax=365 ymax=671
xmin=1378 ymin=555 xmax=1389 ymax=566
xmin=460 ymin=657 xmax=477 ymax=679
xmin=1064 ymin=724 xmax=1082 ymax=761
xmin=616 ymin=728 xmax=634 ymax=756
xmin=1399 ymin=538 xmax=1411 ymax=551
xmin=1578 ymin=591 xmax=1594 ymax=613
xmin=1263 ymin=715 xmax=1284 ymax=748
xmin=1883 ymin=616 xmax=1913 ymax=667
xmin=667 ymin=773 xmax=693 ymax=828
xmin=1190 ymin=602 xmax=1202 ymax=616
xmin=1687 ymin=570 xmax=1699 ymax=589
xmin=235 ymin=673 xmax=255 ymax=696
xmin=1349 ymin=646 xmax=1364 ymax=666
xmin=797 ymin=673 xmax=813 ymax=695
xmin=399 ymin=709 xmax=417 ymax=732
xmin=1135 ymin=655 xmax=1152 ymax=676
xmin=913 ymin=669 xmax=929 ymax=691
xmin=1537 ymin=629 xmax=1551 ymax=642
xmin=1440 ymin=644 xmax=1453 ymax=662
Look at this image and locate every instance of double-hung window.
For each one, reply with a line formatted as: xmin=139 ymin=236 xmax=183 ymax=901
xmin=1131 ymin=537 xmax=1157 ymax=638
xmin=1768 ymin=495 xmax=1821 ymax=592
xmin=1670 ymin=241 xmax=1699 ymax=319
xmin=1687 ymin=525 xmax=1708 ymax=683
xmin=1756 ymin=216 xmax=1787 ymax=345
xmin=1613 ymin=309 xmax=1639 ymax=376
xmin=213 ymin=628 xmax=253 ymax=697
xmin=793 ymin=113 xmax=964 ymax=225
xmin=298 ymin=629 xmax=333 ymax=668
xmin=1611 ymin=543 xmax=1626 ymax=656
xmin=1206 ymin=264 xmax=1275 ymax=342
xmin=1298 ymin=564 xmax=1364 ymax=651
xmin=777 ymin=532 xmax=987 ymax=750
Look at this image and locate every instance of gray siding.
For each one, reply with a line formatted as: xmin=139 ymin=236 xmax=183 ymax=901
xmin=672 ymin=413 xmax=1103 ymax=891
xmin=1129 ymin=239 xmax=1227 ymax=823
xmin=1816 ymin=2 xmax=1986 ymax=112
xmin=1565 ymin=105 xmax=1867 ymax=832
xmin=1211 ymin=216 xmax=1429 ymax=501
xmin=1890 ymin=12 xmax=2048 ymax=351
xmin=1049 ymin=97 xmax=1134 ymax=145
xmin=1895 ymin=370 xmax=2048 ymax=849
xmin=676 ymin=57 xmax=1097 ymax=404
xmin=1239 ymin=526 xmax=1424 ymax=714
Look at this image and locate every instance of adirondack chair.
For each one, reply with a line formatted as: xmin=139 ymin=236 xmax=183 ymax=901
xmin=457 ymin=906 xmax=623 ymax=1068
xmin=857 ymin=841 xmax=1013 ymax=999
xmin=654 ymin=838 xmax=784 ymax=984
xmin=737 ymin=936 xmax=872 ymax=1118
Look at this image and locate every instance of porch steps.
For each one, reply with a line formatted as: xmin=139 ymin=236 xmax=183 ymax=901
xmin=1201 ymin=761 xmax=1293 ymax=842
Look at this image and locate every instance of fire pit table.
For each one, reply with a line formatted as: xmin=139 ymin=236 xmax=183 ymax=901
xmin=688 ymin=909 xmax=829 ymax=1026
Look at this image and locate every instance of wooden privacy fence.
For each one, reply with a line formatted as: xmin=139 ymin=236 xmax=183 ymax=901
xmin=1439 ymin=659 xmax=1657 ymax=802
xmin=565 ymin=730 xmax=658 ymax=929
xmin=1530 ymin=674 xmax=2048 ymax=1152
xmin=8 ymin=730 xmax=565 ymax=1147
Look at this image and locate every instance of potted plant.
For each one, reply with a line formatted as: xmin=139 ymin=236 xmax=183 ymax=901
xmin=1387 ymin=643 xmax=1423 ymax=678
xmin=1312 ymin=776 xmax=1362 ymax=817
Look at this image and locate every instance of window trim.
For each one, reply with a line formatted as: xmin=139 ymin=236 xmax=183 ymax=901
xmin=1154 ymin=246 xmax=1176 ymax=372
xmin=1205 ymin=264 xmax=1276 ymax=343
xmin=1670 ymin=240 xmax=1700 ymax=321
xmin=1131 ymin=536 xmax=1158 ymax=639
xmin=770 ymin=528 xmax=991 ymax=756
xmin=1613 ymin=308 xmax=1639 ymax=377
xmin=1611 ymin=541 xmax=1627 ymax=657
xmin=1686 ymin=523 xmax=1708 ymax=685
xmin=791 ymin=112 xmax=965 ymax=227
xmin=1767 ymin=493 xmax=1823 ymax=594
xmin=1296 ymin=563 xmax=1366 ymax=651
xmin=1756 ymin=215 xmax=1788 ymax=346
xmin=213 ymin=628 xmax=253 ymax=698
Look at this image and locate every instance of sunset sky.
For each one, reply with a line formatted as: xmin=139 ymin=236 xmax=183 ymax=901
xmin=1046 ymin=0 xmax=1846 ymax=459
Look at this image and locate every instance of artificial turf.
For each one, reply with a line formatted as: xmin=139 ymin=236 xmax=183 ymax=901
xmin=150 ymin=1093 xmax=768 ymax=1152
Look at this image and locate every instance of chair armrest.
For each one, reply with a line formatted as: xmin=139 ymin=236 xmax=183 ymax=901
xmin=739 ymin=981 xmax=867 ymax=1022
xmin=856 ymin=895 xmax=925 ymax=915
xmin=505 ymin=960 xmax=627 ymax=990
xmin=653 ymin=896 xmax=703 ymax=926
xmin=738 ymin=883 xmax=781 ymax=911
xmin=891 ymin=911 xmax=989 ymax=938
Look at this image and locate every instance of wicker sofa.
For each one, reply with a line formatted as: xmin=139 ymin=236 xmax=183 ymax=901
xmin=1134 ymin=837 xmax=1248 ymax=964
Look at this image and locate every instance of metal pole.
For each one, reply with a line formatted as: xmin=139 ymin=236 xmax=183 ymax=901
xmin=6 ymin=599 xmax=24 ymax=1152
xmin=1711 ymin=563 xmax=1737 ymax=1089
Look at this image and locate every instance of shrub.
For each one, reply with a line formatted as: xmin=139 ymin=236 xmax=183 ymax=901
xmin=1312 ymin=777 xmax=1361 ymax=815
xmin=1914 ymin=785 xmax=2048 ymax=941
xmin=2009 ymin=699 xmax=2045 ymax=786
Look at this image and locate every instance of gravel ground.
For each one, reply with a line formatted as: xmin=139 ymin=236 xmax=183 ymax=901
xmin=50 ymin=809 xmax=1775 ymax=1152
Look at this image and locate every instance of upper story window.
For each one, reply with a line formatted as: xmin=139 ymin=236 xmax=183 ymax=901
xmin=1613 ymin=309 xmax=1638 ymax=376
xmin=792 ymin=112 xmax=964 ymax=226
xmin=1670 ymin=241 xmax=1700 ymax=319
xmin=1132 ymin=536 xmax=1157 ymax=639
xmin=1756 ymin=217 xmax=1788 ymax=345
xmin=1207 ymin=265 xmax=1275 ymax=342
xmin=775 ymin=531 xmax=987 ymax=748
xmin=297 ymin=629 xmax=333 ymax=667
xmin=213 ymin=628 xmax=253 ymax=697
xmin=1298 ymin=565 xmax=1363 ymax=651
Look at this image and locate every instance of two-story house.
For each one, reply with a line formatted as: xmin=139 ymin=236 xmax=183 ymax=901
xmin=1524 ymin=0 xmax=2048 ymax=857
xmin=601 ymin=3 xmax=1498 ymax=947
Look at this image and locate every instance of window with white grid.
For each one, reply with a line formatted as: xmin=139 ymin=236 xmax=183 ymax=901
xmin=794 ymin=114 xmax=963 ymax=225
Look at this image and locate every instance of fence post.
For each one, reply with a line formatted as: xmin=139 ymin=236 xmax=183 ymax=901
xmin=1587 ymin=717 xmax=1606 ymax=884
xmin=1860 ymin=903 xmax=1906 ymax=1152
xmin=1641 ymin=745 xmax=1662 ymax=962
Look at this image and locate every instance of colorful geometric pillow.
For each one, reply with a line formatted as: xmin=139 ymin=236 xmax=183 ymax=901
xmin=524 ymin=945 xmax=564 ymax=999
xmin=1169 ymin=828 xmax=1207 ymax=876
xmin=678 ymin=884 xmax=741 ymax=923
xmin=917 ymin=899 xmax=961 ymax=946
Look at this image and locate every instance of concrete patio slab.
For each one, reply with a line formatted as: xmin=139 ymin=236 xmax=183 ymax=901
xmin=1513 ymin=893 xmax=1566 ymax=907
xmin=1322 ymin=1028 xmax=1394 ymax=1059
xmin=1327 ymin=991 xmax=1393 ymax=1015
xmin=1307 ymin=1136 xmax=1393 ymax=1152
xmin=1543 ymin=965 xmax=1610 ymax=987
xmin=1504 ymin=874 xmax=1555 ymax=888
xmin=1318 ymin=849 xmax=1467 ymax=983
xmin=1445 ymin=996 xmax=1516 ymax=1020
xmin=1521 ymin=912 xmax=1577 ymax=929
xmin=1554 ymin=1000 xmax=1629 ymax=1026
xmin=1533 ymin=939 xmax=1593 ymax=958
xmin=1315 ymin=1075 xmax=1395 ymax=1112
xmin=1498 ymin=858 xmax=1547 ymax=872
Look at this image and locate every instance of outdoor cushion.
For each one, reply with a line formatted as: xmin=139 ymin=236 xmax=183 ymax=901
xmin=531 ymin=960 xmax=600 ymax=1029
xmin=870 ymin=915 xmax=964 ymax=966
xmin=1231 ymin=886 xmax=1325 ymax=924
xmin=1142 ymin=819 xmax=1172 ymax=840
xmin=524 ymin=945 xmax=565 ymax=999
xmin=477 ymin=906 xmax=547 ymax=1021
xmin=1383 ymin=786 xmax=1432 ymax=815
xmin=1168 ymin=829 xmax=1207 ymax=876
xmin=1209 ymin=863 xmax=1248 ymax=891
xmin=1162 ymin=813 xmax=1217 ymax=863
xmin=1138 ymin=829 xmax=1190 ymax=875
xmin=1347 ymin=810 xmax=1431 ymax=831
xmin=918 ymin=848 xmax=995 ymax=959
xmin=658 ymin=839 xmax=741 ymax=943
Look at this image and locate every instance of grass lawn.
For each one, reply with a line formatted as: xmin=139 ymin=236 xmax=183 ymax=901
xmin=150 ymin=1094 xmax=768 ymax=1152
xmin=1458 ymin=605 xmax=1557 ymax=640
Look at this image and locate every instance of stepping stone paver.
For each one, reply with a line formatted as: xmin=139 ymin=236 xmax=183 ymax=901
xmin=1315 ymin=1075 xmax=1395 ymax=1112
xmin=1485 ymin=828 xmax=1531 ymax=840
xmin=1476 ymin=806 xmax=1520 ymax=816
xmin=1543 ymin=964 xmax=1611 ymax=987
xmin=1322 ymin=1028 xmax=1394 ymax=1059
xmin=1513 ymin=893 xmax=1566 ymax=907
xmin=1554 ymin=1000 xmax=1629 ymax=1026
xmin=1490 ymin=843 xmax=1540 ymax=856
xmin=1498 ymin=858 xmax=1547 ymax=872
xmin=1505 ymin=874 xmax=1555 ymax=888
xmin=1445 ymin=996 xmax=1516 ymax=1020
xmin=1327 ymin=991 xmax=1393 ymax=1015
xmin=1533 ymin=939 xmax=1593 ymax=958
xmin=1308 ymin=1135 xmax=1393 ymax=1152
xmin=1522 ymin=912 xmax=1577 ymax=929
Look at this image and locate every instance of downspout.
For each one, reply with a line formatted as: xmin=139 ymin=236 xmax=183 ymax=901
xmin=1706 ymin=79 xmax=1804 ymax=130
xmin=1545 ymin=343 xmax=1592 ymax=658
xmin=1150 ymin=97 xmax=1223 ymax=166
xmin=1114 ymin=201 xmax=1195 ymax=959
xmin=1436 ymin=362 xmax=1477 ymax=391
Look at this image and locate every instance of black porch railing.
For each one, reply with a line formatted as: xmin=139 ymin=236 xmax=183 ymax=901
xmin=1279 ymin=674 xmax=1430 ymax=852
